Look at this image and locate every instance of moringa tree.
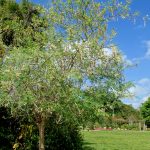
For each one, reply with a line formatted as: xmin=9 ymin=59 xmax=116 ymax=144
xmin=1 ymin=0 xmax=134 ymax=149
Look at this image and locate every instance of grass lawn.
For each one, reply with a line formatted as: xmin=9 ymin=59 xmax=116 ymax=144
xmin=82 ymin=130 xmax=150 ymax=150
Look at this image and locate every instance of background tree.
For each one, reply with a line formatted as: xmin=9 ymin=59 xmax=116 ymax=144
xmin=140 ymin=97 xmax=150 ymax=128
xmin=0 ymin=0 xmax=48 ymax=48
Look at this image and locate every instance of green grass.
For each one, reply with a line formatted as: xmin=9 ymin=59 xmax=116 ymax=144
xmin=82 ymin=130 xmax=150 ymax=150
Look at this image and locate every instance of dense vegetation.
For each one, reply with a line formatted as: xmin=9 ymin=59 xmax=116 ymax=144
xmin=85 ymin=101 xmax=141 ymax=130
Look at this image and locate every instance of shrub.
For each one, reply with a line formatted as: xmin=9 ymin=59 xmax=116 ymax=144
xmin=0 ymin=107 xmax=20 ymax=150
xmin=0 ymin=110 xmax=84 ymax=150
xmin=121 ymin=124 xmax=139 ymax=130
xmin=45 ymin=115 xmax=84 ymax=150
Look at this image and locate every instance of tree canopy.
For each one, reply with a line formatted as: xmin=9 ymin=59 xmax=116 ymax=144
xmin=0 ymin=0 xmax=134 ymax=149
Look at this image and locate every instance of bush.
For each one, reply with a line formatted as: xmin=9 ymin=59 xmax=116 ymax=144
xmin=0 ymin=107 xmax=20 ymax=150
xmin=45 ymin=115 xmax=84 ymax=150
xmin=121 ymin=124 xmax=139 ymax=130
xmin=0 ymin=110 xmax=84 ymax=150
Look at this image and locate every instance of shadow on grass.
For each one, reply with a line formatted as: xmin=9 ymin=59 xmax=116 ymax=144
xmin=83 ymin=142 xmax=96 ymax=150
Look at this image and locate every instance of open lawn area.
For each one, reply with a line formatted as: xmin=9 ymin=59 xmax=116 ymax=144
xmin=83 ymin=130 xmax=150 ymax=150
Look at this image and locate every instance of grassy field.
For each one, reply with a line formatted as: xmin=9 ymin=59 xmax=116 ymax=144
xmin=83 ymin=130 xmax=150 ymax=150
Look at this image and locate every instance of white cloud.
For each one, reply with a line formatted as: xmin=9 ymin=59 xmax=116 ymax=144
xmin=131 ymin=102 xmax=142 ymax=109
xmin=141 ymin=95 xmax=150 ymax=103
xmin=125 ymin=78 xmax=150 ymax=108
xmin=138 ymin=78 xmax=150 ymax=85
xmin=130 ymin=85 xmax=148 ymax=97
xmin=146 ymin=50 xmax=150 ymax=57
xmin=144 ymin=40 xmax=150 ymax=58
xmin=122 ymin=55 xmax=134 ymax=66
xmin=131 ymin=40 xmax=150 ymax=63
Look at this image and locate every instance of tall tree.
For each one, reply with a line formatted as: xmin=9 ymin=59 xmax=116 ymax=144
xmin=0 ymin=0 xmax=133 ymax=149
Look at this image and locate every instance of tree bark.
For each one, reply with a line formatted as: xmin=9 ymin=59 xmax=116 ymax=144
xmin=38 ymin=114 xmax=45 ymax=150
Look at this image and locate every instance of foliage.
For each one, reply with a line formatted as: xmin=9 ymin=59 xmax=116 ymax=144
xmin=0 ymin=111 xmax=84 ymax=150
xmin=0 ymin=0 xmax=48 ymax=48
xmin=111 ymin=103 xmax=140 ymax=122
xmin=17 ymin=115 xmax=84 ymax=150
xmin=0 ymin=0 xmax=135 ymax=149
xmin=118 ymin=103 xmax=140 ymax=121
xmin=45 ymin=114 xmax=84 ymax=150
xmin=0 ymin=107 xmax=20 ymax=150
xmin=140 ymin=97 xmax=150 ymax=127
xmin=84 ymin=102 xmax=141 ymax=129
xmin=120 ymin=124 xmax=139 ymax=130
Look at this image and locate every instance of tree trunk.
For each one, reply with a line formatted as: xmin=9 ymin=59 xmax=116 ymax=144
xmin=38 ymin=115 xmax=45 ymax=150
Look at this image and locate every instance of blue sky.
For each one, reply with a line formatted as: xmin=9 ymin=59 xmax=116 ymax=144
xmin=29 ymin=0 xmax=150 ymax=108
xmin=110 ymin=0 xmax=150 ymax=108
